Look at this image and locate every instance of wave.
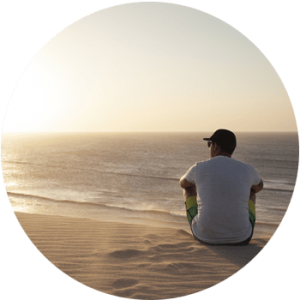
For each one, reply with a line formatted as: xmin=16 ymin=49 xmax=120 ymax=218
xmin=2 ymin=160 xmax=33 ymax=165
xmin=3 ymin=158 xmax=298 ymax=186
xmin=8 ymin=191 xmax=288 ymax=229
xmin=271 ymin=207 xmax=288 ymax=212
xmin=105 ymin=172 xmax=179 ymax=181
xmin=7 ymin=190 xmax=288 ymax=224
xmin=2 ymin=160 xmax=179 ymax=181
xmin=263 ymin=187 xmax=294 ymax=193
xmin=6 ymin=192 xmax=183 ymax=218
xmin=3 ymin=160 xmax=297 ymax=188
xmin=256 ymin=221 xmax=279 ymax=227
xmin=7 ymin=192 xmax=109 ymax=208
xmin=254 ymin=158 xmax=299 ymax=164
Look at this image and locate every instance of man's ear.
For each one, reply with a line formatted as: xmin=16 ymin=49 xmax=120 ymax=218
xmin=214 ymin=143 xmax=220 ymax=152
xmin=212 ymin=143 xmax=216 ymax=150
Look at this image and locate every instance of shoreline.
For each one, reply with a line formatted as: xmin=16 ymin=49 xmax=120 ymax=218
xmin=12 ymin=207 xmax=279 ymax=237
xmin=15 ymin=211 xmax=272 ymax=299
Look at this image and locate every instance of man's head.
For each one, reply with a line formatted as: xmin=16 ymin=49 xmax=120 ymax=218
xmin=203 ymin=129 xmax=236 ymax=157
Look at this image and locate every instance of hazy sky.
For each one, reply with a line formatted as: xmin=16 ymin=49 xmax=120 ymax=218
xmin=3 ymin=2 xmax=297 ymax=132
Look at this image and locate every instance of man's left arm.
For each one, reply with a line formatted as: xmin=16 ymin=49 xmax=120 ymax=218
xmin=251 ymin=179 xmax=263 ymax=194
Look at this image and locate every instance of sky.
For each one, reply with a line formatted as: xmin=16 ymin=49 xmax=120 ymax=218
xmin=3 ymin=2 xmax=298 ymax=133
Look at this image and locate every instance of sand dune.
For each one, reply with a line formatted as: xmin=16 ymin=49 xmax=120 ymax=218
xmin=15 ymin=212 xmax=271 ymax=299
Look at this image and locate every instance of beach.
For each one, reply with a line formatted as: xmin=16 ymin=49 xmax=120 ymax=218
xmin=15 ymin=211 xmax=274 ymax=299
xmin=1 ymin=132 xmax=297 ymax=299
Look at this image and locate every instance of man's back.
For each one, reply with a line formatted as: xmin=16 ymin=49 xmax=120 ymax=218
xmin=185 ymin=156 xmax=261 ymax=244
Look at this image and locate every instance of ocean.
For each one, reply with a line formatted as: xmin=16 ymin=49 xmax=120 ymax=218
xmin=1 ymin=132 xmax=298 ymax=232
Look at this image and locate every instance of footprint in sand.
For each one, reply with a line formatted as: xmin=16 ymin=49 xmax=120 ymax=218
xmin=143 ymin=239 xmax=152 ymax=244
xmin=112 ymin=278 xmax=139 ymax=289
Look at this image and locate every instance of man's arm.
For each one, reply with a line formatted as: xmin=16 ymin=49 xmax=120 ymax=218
xmin=179 ymin=175 xmax=195 ymax=189
xmin=251 ymin=180 xmax=263 ymax=193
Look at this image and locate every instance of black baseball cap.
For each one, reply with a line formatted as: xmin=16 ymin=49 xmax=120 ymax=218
xmin=203 ymin=129 xmax=236 ymax=154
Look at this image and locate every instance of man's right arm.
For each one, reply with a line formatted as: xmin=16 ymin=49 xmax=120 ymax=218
xmin=251 ymin=180 xmax=263 ymax=193
xmin=179 ymin=175 xmax=195 ymax=189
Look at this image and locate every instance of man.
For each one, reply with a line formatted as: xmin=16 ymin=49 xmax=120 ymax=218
xmin=179 ymin=129 xmax=263 ymax=246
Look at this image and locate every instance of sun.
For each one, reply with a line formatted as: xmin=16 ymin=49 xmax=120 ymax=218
xmin=3 ymin=58 xmax=72 ymax=132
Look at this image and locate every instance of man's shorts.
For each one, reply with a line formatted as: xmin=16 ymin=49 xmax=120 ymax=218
xmin=185 ymin=197 xmax=256 ymax=228
xmin=248 ymin=198 xmax=256 ymax=227
xmin=185 ymin=196 xmax=198 ymax=224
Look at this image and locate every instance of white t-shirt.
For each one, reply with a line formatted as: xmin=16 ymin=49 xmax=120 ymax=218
xmin=184 ymin=156 xmax=261 ymax=244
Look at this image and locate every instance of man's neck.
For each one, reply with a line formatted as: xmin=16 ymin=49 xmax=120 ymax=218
xmin=216 ymin=153 xmax=231 ymax=158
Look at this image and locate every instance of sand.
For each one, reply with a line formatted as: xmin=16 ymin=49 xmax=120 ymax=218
xmin=15 ymin=212 xmax=273 ymax=300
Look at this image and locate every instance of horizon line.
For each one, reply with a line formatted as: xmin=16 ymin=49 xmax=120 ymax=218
xmin=1 ymin=130 xmax=298 ymax=134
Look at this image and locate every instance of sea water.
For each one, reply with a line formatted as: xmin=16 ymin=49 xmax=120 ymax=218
xmin=1 ymin=132 xmax=298 ymax=230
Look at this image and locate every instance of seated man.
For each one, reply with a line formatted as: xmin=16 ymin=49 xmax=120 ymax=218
xmin=179 ymin=129 xmax=263 ymax=246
